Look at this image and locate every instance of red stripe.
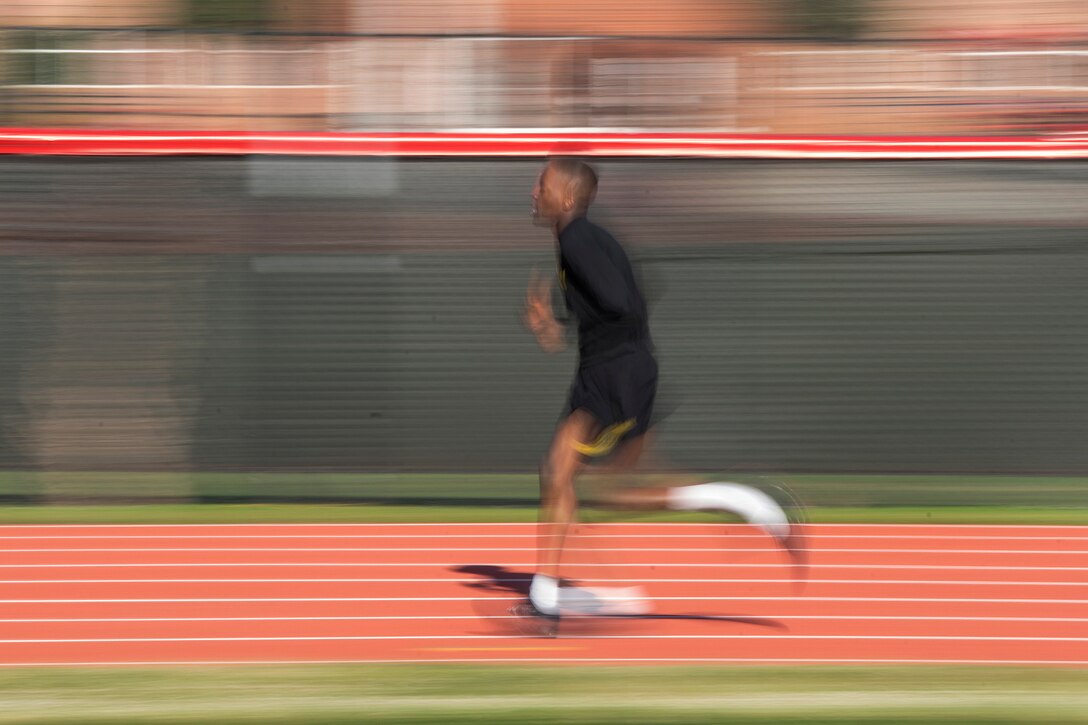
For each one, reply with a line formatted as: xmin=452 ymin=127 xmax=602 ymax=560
xmin=1 ymin=128 xmax=1086 ymax=158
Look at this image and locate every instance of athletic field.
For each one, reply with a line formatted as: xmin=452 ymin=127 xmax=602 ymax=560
xmin=0 ymin=504 xmax=1084 ymax=723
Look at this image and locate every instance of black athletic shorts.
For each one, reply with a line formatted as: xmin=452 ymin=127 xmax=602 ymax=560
xmin=566 ymin=349 xmax=658 ymax=457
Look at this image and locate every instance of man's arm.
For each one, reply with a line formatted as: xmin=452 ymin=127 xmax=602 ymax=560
xmin=523 ymin=267 xmax=567 ymax=353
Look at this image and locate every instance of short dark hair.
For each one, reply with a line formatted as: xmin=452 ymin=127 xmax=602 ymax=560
xmin=549 ymin=157 xmax=598 ymax=212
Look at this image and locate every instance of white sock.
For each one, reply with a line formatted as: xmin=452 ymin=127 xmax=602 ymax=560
xmin=667 ymin=482 xmax=789 ymax=538
xmin=529 ymin=574 xmax=559 ymax=615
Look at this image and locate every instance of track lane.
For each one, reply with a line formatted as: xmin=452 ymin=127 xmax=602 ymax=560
xmin=0 ymin=523 xmax=1083 ymax=665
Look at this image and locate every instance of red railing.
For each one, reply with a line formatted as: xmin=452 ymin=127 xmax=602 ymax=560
xmin=2 ymin=129 xmax=1087 ymax=158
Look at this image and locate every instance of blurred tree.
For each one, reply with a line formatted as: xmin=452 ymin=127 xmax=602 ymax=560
xmin=781 ymin=0 xmax=870 ymax=39
xmin=185 ymin=0 xmax=271 ymax=31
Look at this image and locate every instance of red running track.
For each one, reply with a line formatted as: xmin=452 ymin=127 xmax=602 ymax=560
xmin=0 ymin=522 xmax=1085 ymax=666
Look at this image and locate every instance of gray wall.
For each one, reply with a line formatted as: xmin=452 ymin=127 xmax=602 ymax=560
xmin=1 ymin=158 xmax=1085 ymax=492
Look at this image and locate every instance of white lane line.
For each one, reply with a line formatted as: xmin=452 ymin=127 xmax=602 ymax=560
xmin=0 ymin=563 xmax=1082 ymax=570
xmin=15 ymin=616 xmax=504 ymax=622
xmin=1 ymin=562 xmax=1085 ymax=571
xmin=0 ymin=578 xmax=1085 ymax=586
xmin=2 ymin=658 xmax=1085 ymax=666
xmin=3 ymin=635 xmax=1088 ymax=642
xmin=3 ymin=547 xmax=1085 ymax=554
xmin=3 ymin=534 xmax=1087 ymax=540
xmin=0 ymin=596 xmax=1084 ymax=603
xmin=2 ymin=615 xmax=1087 ymax=623
xmin=0 ymin=563 xmax=1084 ymax=571
xmin=2 ymin=523 xmax=1085 ymax=529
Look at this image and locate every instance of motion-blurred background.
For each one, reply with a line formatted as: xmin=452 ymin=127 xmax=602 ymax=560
xmin=0 ymin=1 xmax=1085 ymax=507
xmin=3 ymin=0 xmax=1088 ymax=133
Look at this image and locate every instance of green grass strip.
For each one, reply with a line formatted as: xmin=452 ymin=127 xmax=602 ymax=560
xmin=0 ymin=504 xmax=1085 ymax=525
xmin=0 ymin=664 xmax=1085 ymax=724
xmin=3 ymin=472 xmax=1087 ymax=509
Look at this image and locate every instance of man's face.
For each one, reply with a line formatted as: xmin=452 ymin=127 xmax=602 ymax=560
xmin=531 ymin=162 xmax=566 ymax=226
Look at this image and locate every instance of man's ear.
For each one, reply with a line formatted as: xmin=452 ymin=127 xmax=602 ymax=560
xmin=563 ymin=186 xmax=577 ymax=211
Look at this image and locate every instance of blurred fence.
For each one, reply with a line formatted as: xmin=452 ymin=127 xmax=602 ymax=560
xmin=2 ymin=28 xmax=1088 ymax=133
xmin=0 ymin=155 xmax=1086 ymax=505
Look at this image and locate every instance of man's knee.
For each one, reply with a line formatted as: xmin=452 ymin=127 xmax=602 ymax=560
xmin=540 ymin=447 xmax=579 ymax=495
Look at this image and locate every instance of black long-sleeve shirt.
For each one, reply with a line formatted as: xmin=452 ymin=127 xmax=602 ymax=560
xmin=557 ymin=216 xmax=652 ymax=367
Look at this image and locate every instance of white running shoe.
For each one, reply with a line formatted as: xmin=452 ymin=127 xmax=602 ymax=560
xmin=734 ymin=485 xmax=791 ymax=540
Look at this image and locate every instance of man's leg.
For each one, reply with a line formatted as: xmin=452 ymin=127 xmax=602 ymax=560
xmin=529 ymin=409 xmax=596 ymax=615
xmin=531 ymin=426 xmax=659 ymax=618
xmin=530 ymin=424 xmax=803 ymax=621
xmin=594 ymin=436 xmax=794 ymax=544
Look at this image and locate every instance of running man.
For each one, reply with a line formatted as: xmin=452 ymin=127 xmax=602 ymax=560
xmin=523 ymin=157 xmax=800 ymax=618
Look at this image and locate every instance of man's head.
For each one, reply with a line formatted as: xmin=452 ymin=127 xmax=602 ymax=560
xmin=531 ymin=158 xmax=598 ymax=229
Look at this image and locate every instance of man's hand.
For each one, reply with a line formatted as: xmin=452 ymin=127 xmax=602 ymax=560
xmin=524 ymin=267 xmax=566 ymax=353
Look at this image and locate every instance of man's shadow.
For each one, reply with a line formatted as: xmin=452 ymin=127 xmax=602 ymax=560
xmin=451 ymin=564 xmax=786 ymax=630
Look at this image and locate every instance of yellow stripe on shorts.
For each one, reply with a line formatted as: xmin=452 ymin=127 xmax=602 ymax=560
xmin=572 ymin=418 xmax=637 ymax=457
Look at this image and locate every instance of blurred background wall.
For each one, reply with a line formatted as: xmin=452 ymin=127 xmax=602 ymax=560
xmin=0 ymin=1 xmax=1086 ymax=505
xmin=1 ymin=156 xmax=1085 ymax=501
xmin=1 ymin=0 xmax=1086 ymax=133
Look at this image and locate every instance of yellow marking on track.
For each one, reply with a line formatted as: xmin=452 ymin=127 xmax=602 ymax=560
xmin=418 ymin=647 xmax=584 ymax=652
